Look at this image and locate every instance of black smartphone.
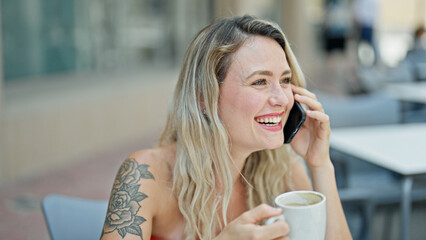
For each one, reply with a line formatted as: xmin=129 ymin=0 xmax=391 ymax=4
xmin=283 ymin=101 xmax=306 ymax=144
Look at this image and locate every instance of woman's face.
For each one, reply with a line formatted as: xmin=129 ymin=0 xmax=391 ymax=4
xmin=218 ymin=35 xmax=294 ymax=156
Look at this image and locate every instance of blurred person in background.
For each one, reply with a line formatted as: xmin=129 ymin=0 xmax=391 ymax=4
xmin=100 ymin=15 xmax=352 ymax=240
xmin=323 ymin=0 xmax=350 ymax=54
xmin=321 ymin=0 xmax=357 ymax=94
xmin=396 ymin=25 xmax=426 ymax=120
xmin=404 ymin=25 xmax=426 ymax=81
xmin=353 ymin=0 xmax=378 ymax=67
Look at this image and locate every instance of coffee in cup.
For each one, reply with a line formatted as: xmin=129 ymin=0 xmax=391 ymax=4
xmin=265 ymin=191 xmax=326 ymax=240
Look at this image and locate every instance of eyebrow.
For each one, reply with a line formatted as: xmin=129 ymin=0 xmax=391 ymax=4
xmin=246 ymin=69 xmax=291 ymax=79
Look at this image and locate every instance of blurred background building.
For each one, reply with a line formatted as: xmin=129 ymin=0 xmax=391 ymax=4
xmin=0 ymin=0 xmax=426 ymax=239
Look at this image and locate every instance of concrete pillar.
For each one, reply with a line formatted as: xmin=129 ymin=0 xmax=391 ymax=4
xmin=213 ymin=0 xmax=277 ymax=19
xmin=212 ymin=0 xmax=318 ymax=82
xmin=280 ymin=0 xmax=318 ymax=83
xmin=171 ymin=0 xmax=211 ymax=64
xmin=213 ymin=0 xmax=238 ymax=18
xmin=0 ymin=0 xmax=5 ymax=187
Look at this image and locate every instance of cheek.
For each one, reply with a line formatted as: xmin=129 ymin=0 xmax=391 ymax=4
xmin=282 ymin=89 xmax=295 ymax=121
xmin=285 ymin=88 xmax=295 ymax=105
xmin=218 ymin=91 xmax=259 ymax=127
xmin=290 ymin=94 xmax=295 ymax=106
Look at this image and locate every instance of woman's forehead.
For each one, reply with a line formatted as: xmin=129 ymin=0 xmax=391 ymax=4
xmin=227 ymin=36 xmax=290 ymax=80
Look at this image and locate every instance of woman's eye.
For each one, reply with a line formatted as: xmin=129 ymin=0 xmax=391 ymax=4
xmin=252 ymin=79 xmax=267 ymax=86
xmin=280 ymin=77 xmax=291 ymax=85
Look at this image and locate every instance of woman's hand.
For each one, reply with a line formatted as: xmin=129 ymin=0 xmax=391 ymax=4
xmin=287 ymin=86 xmax=353 ymax=240
xmin=215 ymin=204 xmax=290 ymax=240
xmin=289 ymin=85 xmax=331 ymax=168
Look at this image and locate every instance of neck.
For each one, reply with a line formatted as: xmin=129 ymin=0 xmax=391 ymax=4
xmin=228 ymin=146 xmax=253 ymax=182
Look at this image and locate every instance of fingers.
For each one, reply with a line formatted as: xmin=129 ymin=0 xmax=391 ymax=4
xmin=260 ymin=219 xmax=290 ymax=239
xmin=244 ymin=205 xmax=290 ymax=239
xmin=295 ymin=94 xmax=323 ymax=112
xmin=274 ymin=237 xmax=290 ymax=240
xmin=306 ymin=110 xmax=330 ymax=124
xmin=292 ymin=85 xmax=322 ymax=111
xmin=239 ymin=204 xmax=282 ymax=224
xmin=292 ymin=86 xmax=330 ymax=130
xmin=292 ymin=84 xmax=317 ymax=100
xmin=273 ymin=236 xmax=291 ymax=240
xmin=223 ymin=204 xmax=290 ymax=240
xmin=307 ymin=111 xmax=331 ymax=134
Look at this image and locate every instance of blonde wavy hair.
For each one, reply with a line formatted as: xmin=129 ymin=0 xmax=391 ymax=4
xmin=159 ymin=15 xmax=306 ymax=240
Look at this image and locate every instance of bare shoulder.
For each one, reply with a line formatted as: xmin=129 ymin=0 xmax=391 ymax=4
xmin=130 ymin=143 xmax=176 ymax=181
xmin=101 ymin=144 xmax=176 ymax=240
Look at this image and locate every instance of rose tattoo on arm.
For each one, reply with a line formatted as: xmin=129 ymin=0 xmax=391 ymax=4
xmin=102 ymin=158 xmax=154 ymax=239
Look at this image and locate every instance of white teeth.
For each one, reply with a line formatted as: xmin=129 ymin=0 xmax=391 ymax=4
xmin=256 ymin=116 xmax=282 ymax=124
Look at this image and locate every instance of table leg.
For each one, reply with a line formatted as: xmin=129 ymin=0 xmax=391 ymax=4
xmin=401 ymin=176 xmax=413 ymax=240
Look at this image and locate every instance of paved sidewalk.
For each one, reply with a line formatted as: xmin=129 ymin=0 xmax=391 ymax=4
xmin=0 ymin=134 xmax=159 ymax=240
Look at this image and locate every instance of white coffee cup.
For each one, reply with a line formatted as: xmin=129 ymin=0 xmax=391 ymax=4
xmin=265 ymin=191 xmax=326 ymax=240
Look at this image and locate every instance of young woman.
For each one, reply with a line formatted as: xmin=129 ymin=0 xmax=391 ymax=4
xmin=101 ymin=15 xmax=352 ymax=240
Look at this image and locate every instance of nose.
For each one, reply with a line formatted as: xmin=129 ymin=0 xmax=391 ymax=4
xmin=268 ymin=82 xmax=290 ymax=107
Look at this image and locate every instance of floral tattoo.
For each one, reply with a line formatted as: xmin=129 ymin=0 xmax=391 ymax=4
xmin=102 ymin=158 xmax=154 ymax=239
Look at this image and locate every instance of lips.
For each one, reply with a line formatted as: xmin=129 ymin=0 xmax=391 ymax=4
xmin=254 ymin=111 xmax=285 ymax=128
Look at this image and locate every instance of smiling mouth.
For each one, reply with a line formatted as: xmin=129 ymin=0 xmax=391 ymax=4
xmin=255 ymin=116 xmax=282 ymax=126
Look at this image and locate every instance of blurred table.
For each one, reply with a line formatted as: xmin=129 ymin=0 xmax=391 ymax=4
xmin=384 ymin=82 xmax=426 ymax=104
xmin=384 ymin=82 xmax=426 ymax=122
xmin=330 ymin=123 xmax=426 ymax=240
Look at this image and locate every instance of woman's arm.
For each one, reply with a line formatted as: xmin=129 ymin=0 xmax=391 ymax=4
xmin=100 ymin=153 xmax=157 ymax=240
xmin=288 ymin=85 xmax=352 ymax=239
xmin=310 ymin=161 xmax=351 ymax=240
xmin=289 ymin=158 xmax=351 ymax=239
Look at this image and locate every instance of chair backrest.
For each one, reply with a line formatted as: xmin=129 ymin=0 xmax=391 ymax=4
xmin=317 ymin=92 xmax=401 ymax=128
xmin=42 ymin=194 xmax=108 ymax=240
xmin=414 ymin=62 xmax=426 ymax=81
xmin=317 ymin=91 xmax=402 ymax=190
